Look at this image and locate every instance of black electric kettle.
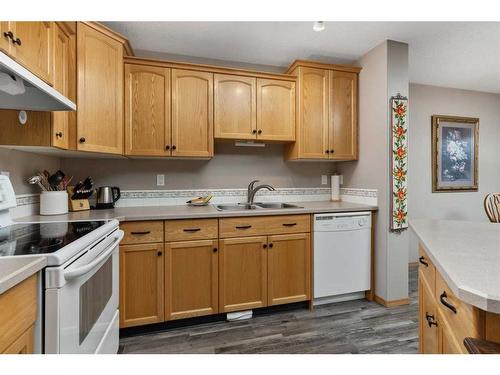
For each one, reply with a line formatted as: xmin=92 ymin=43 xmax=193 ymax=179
xmin=95 ymin=186 xmax=121 ymax=209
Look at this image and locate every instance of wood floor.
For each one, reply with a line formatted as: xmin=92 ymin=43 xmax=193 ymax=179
xmin=119 ymin=265 xmax=419 ymax=354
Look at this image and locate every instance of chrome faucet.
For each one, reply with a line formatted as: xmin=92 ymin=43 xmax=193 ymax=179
xmin=247 ymin=180 xmax=275 ymax=204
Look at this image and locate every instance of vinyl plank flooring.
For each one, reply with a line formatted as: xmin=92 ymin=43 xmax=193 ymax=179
xmin=119 ymin=265 xmax=419 ymax=354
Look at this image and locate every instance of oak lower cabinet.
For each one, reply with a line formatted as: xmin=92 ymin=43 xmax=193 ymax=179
xmin=165 ymin=240 xmax=219 ymax=320
xmin=419 ymin=276 xmax=439 ymax=354
xmin=119 ymin=243 xmax=164 ymax=328
xmin=219 ymin=236 xmax=268 ymax=312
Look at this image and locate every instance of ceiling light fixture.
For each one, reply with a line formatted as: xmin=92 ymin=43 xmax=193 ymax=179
xmin=313 ymin=21 xmax=325 ymax=32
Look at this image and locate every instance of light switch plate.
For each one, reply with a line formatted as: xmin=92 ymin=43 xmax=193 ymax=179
xmin=156 ymin=174 xmax=165 ymax=186
xmin=321 ymin=175 xmax=328 ymax=185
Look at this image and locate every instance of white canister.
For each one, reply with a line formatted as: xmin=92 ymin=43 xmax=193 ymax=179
xmin=40 ymin=191 xmax=69 ymax=215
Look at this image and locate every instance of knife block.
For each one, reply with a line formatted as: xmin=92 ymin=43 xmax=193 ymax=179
xmin=67 ymin=186 xmax=90 ymax=212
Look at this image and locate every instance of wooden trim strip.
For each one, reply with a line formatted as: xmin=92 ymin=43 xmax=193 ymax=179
xmin=286 ymin=59 xmax=362 ymax=74
xmin=124 ymin=56 xmax=296 ymax=81
xmin=374 ymin=295 xmax=410 ymax=307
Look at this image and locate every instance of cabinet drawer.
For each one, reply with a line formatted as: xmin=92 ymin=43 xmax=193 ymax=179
xmin=219 ymin=214 xmax=310 ymax=238
xmin=165 ymin=219 xmax=218 ymax=242
xmin=436 ymin=272 xmax=484 ymax=350
xmin=418 ymin=246 xmax=436 ymax=294
xmin=121 ymin=221 xmax=164 ymax=245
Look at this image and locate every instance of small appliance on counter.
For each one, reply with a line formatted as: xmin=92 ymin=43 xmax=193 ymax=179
xmin=95 ymin=186 xmax=121 ymax=209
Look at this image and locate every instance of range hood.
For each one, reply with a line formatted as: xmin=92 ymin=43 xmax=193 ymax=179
xmin=0 ymin=51 xmax=76 ymax=111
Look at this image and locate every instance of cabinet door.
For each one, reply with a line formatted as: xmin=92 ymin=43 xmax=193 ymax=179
xmin=2 ymin=326 xmax=34 ymax=354
xmin=51 ymin=24 xmax=70 ymax=149
xmin=120 ymin=243 xmax=164 ymax=328
xmin=219 ymin=236 xmax=268 ymax=312
xmin=171 ymin=69 xmax=213 ymax=157
xmin=77 ymin=22 xmax=123 ymax=154
xmin=0 ymin=22 xmax=14 ymax=55
xmin=256 ymin=78 xmax=295 ymax=141
xmin=439 ymin=311 xmax=465 ymax=354
xmin=125 ymin=64 xmax=171 ymax=156
xmin=214 ymin=74 xmax=256 ymax=140
xmin=165 ymin=240 xmax=218 ymax=320
xmin=419 ymin=278 xmax=439 ymax=354
xmin=267 ymin=233 xmax=311 ymax=306
xmin=297 ymin=67 xmax=330 ymax=159
xmin=330 ymin=70 xmax=357 ymax=160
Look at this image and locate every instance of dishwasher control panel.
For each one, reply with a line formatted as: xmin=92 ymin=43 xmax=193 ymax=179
xmin=314 ymin=212 xmax=371 ymax=232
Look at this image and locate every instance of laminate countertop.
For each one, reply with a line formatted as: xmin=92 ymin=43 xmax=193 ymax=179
xmin=410 ymin=219 xmax=500 ymax=313
xmin=0 ymin=256 xmax=46 ymax=294
xmin=15 ymin=201 xmax=378 ymax=223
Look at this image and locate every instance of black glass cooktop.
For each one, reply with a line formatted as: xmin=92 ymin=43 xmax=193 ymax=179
xmin=0 ymin=221 xmax=106 ymax=257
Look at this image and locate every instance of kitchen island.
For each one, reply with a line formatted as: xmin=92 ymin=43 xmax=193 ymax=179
xmin=410 ymin=219 xmax=500 ymax=354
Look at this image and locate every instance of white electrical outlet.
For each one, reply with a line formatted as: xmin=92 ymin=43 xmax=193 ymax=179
xmin=156 ymin=174 xmax=165 ymax=186
xmin=321 ymin=175 xmax=328 ymax=185
xmin=340 ymin=175 xmax=344 ymax=185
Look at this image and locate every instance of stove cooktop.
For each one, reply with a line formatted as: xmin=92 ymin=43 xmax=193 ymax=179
xmin=0 ymin=221 xmax=107 ymax=257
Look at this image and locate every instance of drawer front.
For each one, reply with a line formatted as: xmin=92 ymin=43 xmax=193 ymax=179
xmin=436 ymin=271 xmax=484 ymax=349
xmin=418 ymin=246 xmax=436 ymax=295
xmin=165 ymin=219 xmax=218 ymax=242
xmin=219 ymin=214 xmax=310 ymax=238
xmin=121 ymin=221 xmax=164 ymax=245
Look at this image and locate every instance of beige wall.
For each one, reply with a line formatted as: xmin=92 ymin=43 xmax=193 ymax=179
xmin=61 ymin=143 xmax=336 ymax=190
xmin=408 ymin=83 xmax=500 ymax=261
xmin=0 ymin=148 xmax=61 ymax=194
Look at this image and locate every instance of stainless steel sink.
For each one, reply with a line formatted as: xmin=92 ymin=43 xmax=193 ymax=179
xmin=255 ymin=203 xmax=302 ymax=209
xmin=215 ymin=202 xmax=302 ymax=211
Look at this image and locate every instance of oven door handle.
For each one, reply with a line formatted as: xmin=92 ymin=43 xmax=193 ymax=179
xmin=63 ymin=230 xmax=124 ymax=281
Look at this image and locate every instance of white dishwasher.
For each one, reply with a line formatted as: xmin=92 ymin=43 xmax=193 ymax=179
xmin=313 ymin=212 xmax=371 ymax=305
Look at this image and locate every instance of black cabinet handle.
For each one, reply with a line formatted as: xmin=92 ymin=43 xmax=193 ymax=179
xmin=79 ymin=137 xmax=86 ymax=143
xmin=440 ymin=291 xmax=457 ymax=314
xmin=419 ymin=256 xmax=429 ymax=267
xmin=213 ymin=248 xmax=218 ymax=253
xmin=425 ymin=313 xmax=438 ymax=327
xmin=235 ymin=225 xmax=252 ymax=229
xmin=330 ymin=149 xmax=334 ymax=154
xmin=172 ymin=145 xmax=177 ymax=150
xmin=252 ymin=129 xmax=257 ymax=134
xmin=55 ymin=132 xmax=63 ymax=138
xmin=325 ymin=150 xmax=330 ymax=154
xmin=263 ymin=243 xmax=267 ymax=249
xmin=130 ymin=231 xmax=151 ymax=235
xmin=269 ymin=243 xmax=274 ymax=248
xmin=183 ymin=228 xmax=201 ymax=232
xmin=157 ymin=251 xmax=163 ymax=256
xmin=3 ymin=31 xmax=13 ymax=40
xmin=12 ymin=37 xmax=21 ymax=46
xmin=257 ymin=129 xmax=262 ymax=134
xmin=282 ymin=223 xmax=297 ymax=227
xmin=165 ymin=145 xmax=170 ymax=150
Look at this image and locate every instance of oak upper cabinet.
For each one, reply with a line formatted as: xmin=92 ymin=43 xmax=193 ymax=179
xmin=171 ymin=69 xmax=214 ymax=158
xmin=165 ymin=240 xmax=219 ymax=320
xmin=124 ymin=64 xmax=171 ymax=156
xmin=219 ymin=236 xmax=268 ymax=313
xmin=267 ymin=233 xmax=311 ymax=306
xmin=51 ymin=23 xmax=71 ymax=149
xmin=119 ymin=243 xmax=164 ymax=328
xmin=285 ymin=61 xmax=360 ymax=161
xmin=330 ymin=71 xmax=358 ymax=160
xmin=256 ymin=78 xmax=295 ymax=141
xmin=214 ymin=74 xmax=257 ymax=140
xmin=77 ymin=22 xmax=124 ymax=154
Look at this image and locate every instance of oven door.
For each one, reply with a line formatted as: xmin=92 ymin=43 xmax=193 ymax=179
xmin=45 ymin=230 xmax=123 ymax=354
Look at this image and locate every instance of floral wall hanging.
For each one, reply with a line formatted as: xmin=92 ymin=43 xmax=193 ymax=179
xmin=390 ymin=94 xmax=408 ymax=231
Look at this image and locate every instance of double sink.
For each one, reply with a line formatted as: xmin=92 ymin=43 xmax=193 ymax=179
xmin=215 ymin=202 xmax=302 ymax=211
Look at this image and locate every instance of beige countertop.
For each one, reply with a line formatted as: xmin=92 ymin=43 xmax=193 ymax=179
xmin=16 ymin=201 xmax=378 ymax=223
xmin=410 ymin=219 xmax=500 ymax=313
xmin=0 ymin=256 xmax=46 ymax=294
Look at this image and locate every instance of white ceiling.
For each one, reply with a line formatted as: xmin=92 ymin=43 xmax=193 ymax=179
xmin=104 ymin=22 xmax=500 ymax=94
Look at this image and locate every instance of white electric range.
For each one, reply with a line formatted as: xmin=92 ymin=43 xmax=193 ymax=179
xmin=0 ymin=175 xmax=124 ymax=354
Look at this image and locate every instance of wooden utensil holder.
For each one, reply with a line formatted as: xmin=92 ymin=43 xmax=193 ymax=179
xmin=67 ymin=186 xmax=90 ymax=212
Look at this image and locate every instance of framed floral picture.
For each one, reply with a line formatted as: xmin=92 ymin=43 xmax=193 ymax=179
xmin=432 ymin=115 xmax=479 ymax=192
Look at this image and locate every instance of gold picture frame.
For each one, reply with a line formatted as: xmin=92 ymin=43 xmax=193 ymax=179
xmin=432 ymin=115 xmax=479 ymax=192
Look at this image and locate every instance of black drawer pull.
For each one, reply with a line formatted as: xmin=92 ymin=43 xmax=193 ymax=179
xmin=235 ymin=225 xmax=252 ymax=229
xmin=130 ymin=231 xmax=151 ymax=235
xmin=282 ymin=223 xmax=297 ymax=227
xmin=425 ymin=313 xmax=438 ymax=327
xmin=419 ymin=256 xmax=429 ymax=267
xmin=157 ymin=251 xmax=163 ymax=256
xmin=440 ymin=291 xmax=457 ymax=314
xmin=183 ymin=228 xmax=201 ymax=232
xmin=213 ymin=248 xmax=218 ymax=253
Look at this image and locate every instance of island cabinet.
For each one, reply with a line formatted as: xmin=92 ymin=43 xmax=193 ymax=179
xmin=285 ymin=60 xmax=360 ymax=161
xmin=0 ymin=22 xmax=54 ymax=85
xmin=0 ymin=274 xmax=37 ymax=354
xmin=418 ymin=246 xmax=500 ymax=354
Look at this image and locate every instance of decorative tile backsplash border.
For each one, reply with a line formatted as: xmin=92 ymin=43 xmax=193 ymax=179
xmin=16 ymin=194 xmax=40 ymax=207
